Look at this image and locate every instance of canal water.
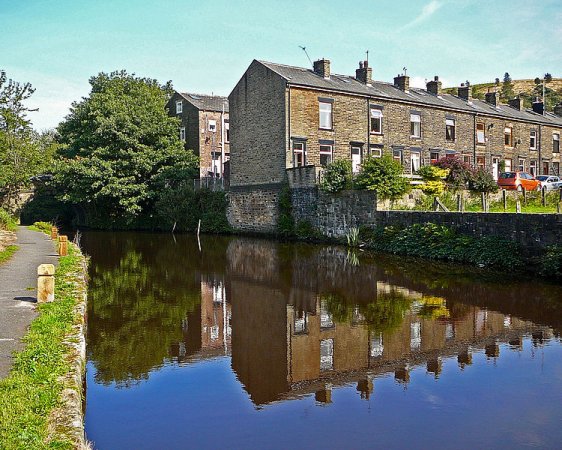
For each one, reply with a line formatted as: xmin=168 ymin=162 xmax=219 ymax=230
xmin=82 ymin=232 xmax=562 ymax=449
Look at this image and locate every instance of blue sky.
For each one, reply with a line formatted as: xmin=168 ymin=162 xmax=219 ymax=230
xmin=2 ymin=0 xmax=561 ymax=130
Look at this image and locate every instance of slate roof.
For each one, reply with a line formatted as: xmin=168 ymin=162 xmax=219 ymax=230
xmin=178 ymin=92 xmax=229 ymax=113
xmin=258 ymin=60 xmax=562 ymax=127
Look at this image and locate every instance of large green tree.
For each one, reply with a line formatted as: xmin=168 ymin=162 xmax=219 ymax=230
xmin=0 ymin=70 xmax=50 ymax=205
xmin=53 ymin=70 xmax=198 ymax=225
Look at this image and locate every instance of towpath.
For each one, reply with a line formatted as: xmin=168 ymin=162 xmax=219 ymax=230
xmin=0 ymin=227 xmax=58 ymax=378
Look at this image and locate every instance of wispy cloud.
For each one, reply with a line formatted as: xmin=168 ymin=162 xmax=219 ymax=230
xmin=402 ymin=0 xmax=443 ymax=30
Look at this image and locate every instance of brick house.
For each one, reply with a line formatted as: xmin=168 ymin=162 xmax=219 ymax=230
xmin=167 ymin=92 xmax=230 ymax=179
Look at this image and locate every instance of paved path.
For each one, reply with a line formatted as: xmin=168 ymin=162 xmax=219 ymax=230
xmin=0 ymin=227 xmax=58 ymax=379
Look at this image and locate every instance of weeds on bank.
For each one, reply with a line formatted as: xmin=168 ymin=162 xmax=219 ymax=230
xmin=0 ymin=208 xmax=17 ymax=232
xmin=0 ymin=245 xmax=19 ymax=265
xmin=27 ymin=221 xmax=53 ymax=235
xmin=0 ymin=246 xmax=82 ymax=450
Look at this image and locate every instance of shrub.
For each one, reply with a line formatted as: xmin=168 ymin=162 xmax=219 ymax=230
xmin=354 ymin=155 xmax=410 ymax=200
xmin=0 ymin=208 xmax=16 ymax=231
xmin=420 ymin=180 xmax=446 ymax=196
xmin=320 ymin=159 xmax=353 ymax=193
xmin=277 ymin=184 xmax=294 ymax=237
xmin=539 ymin=245 xmax=562 ymax=278
xmin=417 ymin=165 xmax=448 ymax=181
xmin=469 ymin=168 xmax=498 ymax=193
xmin=433 ymin=156 xmax=474 ymax=191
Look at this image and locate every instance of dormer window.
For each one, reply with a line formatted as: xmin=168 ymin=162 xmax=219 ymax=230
xmin=176 ymin=101 xmax=183 ymax=114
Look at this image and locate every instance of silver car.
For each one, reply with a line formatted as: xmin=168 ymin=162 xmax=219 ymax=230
xmin=536 ymin=175 xmax=562 ymax=191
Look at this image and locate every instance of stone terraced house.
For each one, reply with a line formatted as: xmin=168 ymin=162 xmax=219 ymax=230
xmin=227 ymin=58 xmax=562 ymax=232
xmin=167 ymin=92 xmax=229 ymax=179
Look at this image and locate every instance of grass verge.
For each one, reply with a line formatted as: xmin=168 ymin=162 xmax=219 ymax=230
xmin=0 ymin=243 xmax=88 ymax=449
xmin=0 ymin=245 xmax=19 ymax=266
xmin=27 ymin=221 xmax=53 ymax=234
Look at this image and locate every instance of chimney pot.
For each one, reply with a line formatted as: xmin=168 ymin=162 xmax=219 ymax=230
xmin=313 ymin=59 xmax=331 ymax=79
xmin=427 ymin=76 xmax=442 ymax=95
xmin=355 ymin=60 xmax=372 ymax=84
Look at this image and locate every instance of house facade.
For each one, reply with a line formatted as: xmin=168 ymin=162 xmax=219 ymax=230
xmin=167 ymin=92 xmax=230 ymax=179
xmin=227 ymin=58 xmax=562 ymax=231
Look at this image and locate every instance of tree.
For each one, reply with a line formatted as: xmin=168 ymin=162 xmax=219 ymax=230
xmin=354 ymin=155 xmax=410 ymax=200
xmin=53 ymin=71 xmax=198 ymax=225
xmin=0 ymin=70 xmax=50 ymax=206
xmin=433 ymin=156 xmax=474 ymax=192
xmin=544 ymin=73 xmax=553 ymax=83
xmin=500 ymin=72 xmax=515 ymax=101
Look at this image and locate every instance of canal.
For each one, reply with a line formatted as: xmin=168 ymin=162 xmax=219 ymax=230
xmin=82 ymin=232 xmax=562 ymax=449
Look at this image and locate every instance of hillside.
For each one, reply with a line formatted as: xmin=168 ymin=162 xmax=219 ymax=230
xmin=444 ymin=78 xmax=562 ymax=112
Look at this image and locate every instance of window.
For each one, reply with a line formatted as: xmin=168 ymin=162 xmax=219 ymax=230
xmin=410 ymin=322 xmax=421 ymax=350
xmin=430 ymin=151 xmax=440 ymax=163
xmin=554 ymin=133 xmax=560 ymax=153
xmin=224 ymin=121 xmax=230 ymax=143
xmin=319 ymin=144 xmax=333 ymax=166
xmin=369 ymin=145 xmax=382 ymax=158
xmin=504 ymin=126 xmax=513 ymax=147
xmin=320 ymin=300 xmax=334 ymax=329
xmin=476 ymin=123 xmax=485 ymax=144
xmin=351 ymin=146 xmax=362 ymax=173
xmin=477 ymin=156 xmax=485 ymax=169
xmin=208 ymin=120 xmax=216 ymax=132
xmin=446 ymin=118 xmax=455 ymax=141
xmin=463 ymin=155 xmax=471 ymax=164
xmin=211 ymin=151 xmax=221 ymax=175
xmin=410 ymin=113 xmax=421 ymax=138
xmin=176 ymin=101 xmax=182 ymax=114
xmin=179 ymin=127 xmax=186 ymax=141
xmin=371 ymin=333 xmax=384 ymax=357
xmin=553 ymin=162 xmax=560 ymax=176
xmin=320 ymin=339 xmax=334 ymax=371
xmin=411 ymin=151 xmax=421 ymax=173
xmin=530 ymin=130 xmax=537 ymax=150
xmin=319 ymin=100 xmax=333 ymax=129
xmin=504 ymin=158 xmax=512 ymax=172
xmin=530 ymin=160 xmax=537 ymax=176
xmin=393 ymin=149 xmax=402 ymax=164
xmin=294 ymin=311 xmax=308 ymax=334
xmin=518 ymin=158 xmax=525 ymax=172
xmin=370 ymin=108 xmax=383 ymax=134
xmin=543 ymin=161 xmax=550 ymax=175
xmin=293 ymin=141 xmax=305 ymax=167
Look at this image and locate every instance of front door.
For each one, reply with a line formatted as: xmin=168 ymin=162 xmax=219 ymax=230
xmin=492 ymin=157 xmax=500 ymax=180
xmin=351 ymin=146 xmax=362 ymax=174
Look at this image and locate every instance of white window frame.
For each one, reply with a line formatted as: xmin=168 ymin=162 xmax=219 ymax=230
xmin=176 ymin=101 xmax=183 ymax=114
xmin=370 ymin=108 xmax=383 ymax=134
xmin=393 ymin=148 xmax=403 ymax=164
xmin=430 ymin=151 xmax=440 ymax=163
xmin=518 ymin=158 xmax=525 ymax=172
xmin=446 ymin=118 xmax=456 ymax=141
xmin=530 ymin=130 xmax=537 ymax=150
xmin=319 ymin=144 xmax=333 ymax=167
xmin=320 ymin=339 xmax=334 ymax=371
xmin=530 ymin=160 xmax=537 ymax=177
xmin=369 ymin=145 xmax=382 ymax=158
xmin=504 ymin=158 xmax=512 ymax=172
xmin=319 ymin=101 xmax=333 ymax=130
xmin=410 ymin=113 xmax=421 ymax=138
xmin=293 ymin=141 xmax=306 ymax=167
xmin=224 ymin=121 xmax=230 ymax=143
xmin=504 ymin=126 xmax=513 ymax=147
xmin=351 ymin=146 xmax=362 ymax=174
xmin=179 ymin=126 xmax=186 ymax=141
xmin=476 ymin=122 xmax=485 ymax=144
xmin=554 ymin=133 xmax=560 ymax=153
xmin=411 ymin=151 xmax=421 ymax=172
xmin=208 ymin=119 xmax=217 ymax=132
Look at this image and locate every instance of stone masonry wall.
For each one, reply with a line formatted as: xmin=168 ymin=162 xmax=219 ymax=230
xmin=227 ymin=185 xmax=281 ymax=234
xmin=375 ymin=210 xmax=562 ymax=252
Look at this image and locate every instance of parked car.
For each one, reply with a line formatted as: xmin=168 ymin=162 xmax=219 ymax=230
xmin=497 ymin=172 xmax=541 ymax=191
xmin=536 ymin=175 xmax=562 ymax=191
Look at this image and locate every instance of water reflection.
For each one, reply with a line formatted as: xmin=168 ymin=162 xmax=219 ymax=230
xmin=84 ymin=233 xmax=561 ymax=402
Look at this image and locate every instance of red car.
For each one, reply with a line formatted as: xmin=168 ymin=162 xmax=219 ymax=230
xmin=497 ymin=172 xmax=541 ymax=191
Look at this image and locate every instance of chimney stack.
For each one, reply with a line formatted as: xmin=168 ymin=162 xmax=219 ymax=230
xmin=394 ymin=74 xmax=410 ymax=92
xmin=313 ymin=59 xmax=331 ymax=79
xmin=532 ymin=97 xmax=544 ymax=115
xmin=458 ymin=82 xmax=472 ymax=101
xmin=485 ymin=91 xmax=499 ymax=106
xmin=554 ymin=102 xmax=562 ymax=117
xmin=426 ymin=76 xmax=442 ymax=96
xmin=355 ymin=60 xmax=372 ymax=84
xmin=508 ymin=96 xmax=524 ymax=111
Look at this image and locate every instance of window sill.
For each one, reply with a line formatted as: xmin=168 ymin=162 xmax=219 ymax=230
xmin=319 ymin=128 xmax=334 ymax=132
xmin=410 ymin=136 xmax=421 ymax=139
xmin=370 ymin=132 xmax=383 ymax=136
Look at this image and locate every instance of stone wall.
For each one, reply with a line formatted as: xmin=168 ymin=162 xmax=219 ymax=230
xmin=227 ymin=184 xmax=281 ymax=234
xmin=374 ymin=210 xmax=562 ymax=251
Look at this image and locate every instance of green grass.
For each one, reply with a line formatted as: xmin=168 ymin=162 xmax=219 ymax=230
xmin=0 ymin=208 xmax=17 ymax=232
xmin=27 ymin=221 xmax=53 ymax=235
xmin=0 ymin=245 xmax=84 ymax=450
xmin=0 ymin=245 xmax=19 ymax=266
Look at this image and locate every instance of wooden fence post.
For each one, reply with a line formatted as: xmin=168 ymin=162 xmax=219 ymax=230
xmin=481 ymin=192 xmax=486 ymax=211
xmin=456 ymin=194 xmax=462 ymax=212
xmin=503 ymin=189 xmax=507 ymax=211
xmin=58 ymin=235 xmax=68 ymax=256
xmin=516 ymin=201 xmax=521 ymax=213
xmin=542 ymin=187 xmax=546 ymax=207
xmin=522 ymin=187 xmax=527 ymax=205
xmin=37 ymin=264 xmax=55 ymax=303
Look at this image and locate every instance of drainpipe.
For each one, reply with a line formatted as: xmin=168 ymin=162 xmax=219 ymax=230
xmin=473 ymin=114 xmax=477 ymax=166
xmin=367 ymin=98 xmax=370 ymax=156
xmin=539 ymin=124 xmax=542 ymax=175
xmin=288 ymin=84 xmax=293 ymax=169
xmin=221 ymin=103 xmax=225 ymax=178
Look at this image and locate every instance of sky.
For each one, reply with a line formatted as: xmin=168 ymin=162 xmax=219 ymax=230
xmin=2 ymin=0 xmax=561 ymax=131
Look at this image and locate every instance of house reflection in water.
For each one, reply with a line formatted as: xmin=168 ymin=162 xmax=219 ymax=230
xmin=173 ymin=238 xmax=555 ymax=406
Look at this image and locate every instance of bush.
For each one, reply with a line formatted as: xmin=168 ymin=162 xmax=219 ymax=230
xmin=277 ymin=184 xmax=294 ymax=237
xmin=320 ymin=159 xmax=352 ymax=193
xmin=0 ymin=208 xmax=16 ymax=231
xmin=469 ymin=168 xmax=498 ymax=193
xmin=354 ymin=155 xmax=410 ymax=200
xmin=433 ymin=156 xmax=474 ymax=191
xmin=420 ymin=180 xmax=446 ymax=196
xmin=539 ymin=245 xmax=562 ymax=278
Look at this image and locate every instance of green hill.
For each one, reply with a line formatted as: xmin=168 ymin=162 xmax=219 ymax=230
xmin=444 ymin=78 xmax=562 ymax=112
